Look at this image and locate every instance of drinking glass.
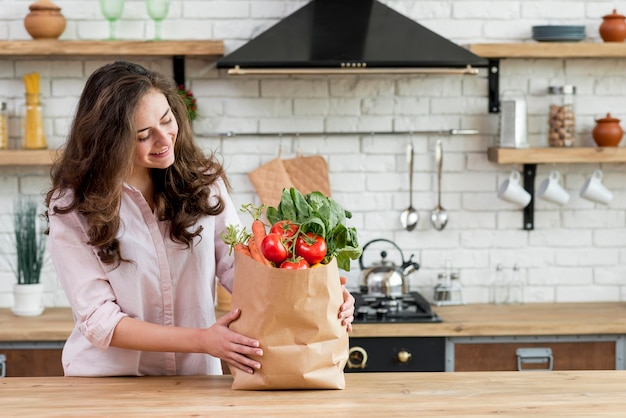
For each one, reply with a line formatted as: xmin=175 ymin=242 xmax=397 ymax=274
xmin=146 ymin=0 xmax=171 ymax=40
xmin=99 ymin=0 xmax=125 ymax=40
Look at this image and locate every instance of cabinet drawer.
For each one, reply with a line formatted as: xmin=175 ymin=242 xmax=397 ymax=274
xmin=1 ymin=349 xmax=64 ymax=377
xmin=454 ymin=341 xmax=615 ymax=371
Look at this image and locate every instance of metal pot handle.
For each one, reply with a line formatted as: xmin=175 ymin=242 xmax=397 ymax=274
xmin=358 ymin=238 xmax=405 ymax=270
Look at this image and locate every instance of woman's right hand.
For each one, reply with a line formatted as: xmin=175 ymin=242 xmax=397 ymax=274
xmin=205 ymin=308 xmax=263 ymax=374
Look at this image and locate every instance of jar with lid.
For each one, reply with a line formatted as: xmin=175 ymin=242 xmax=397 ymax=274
xmin=547 ymin=85 xmax=576 ymax=147
xmin=0 ymin=102 xmax=7 ymax=149
xmin=21 ymin=93 xmax=47 ymax=149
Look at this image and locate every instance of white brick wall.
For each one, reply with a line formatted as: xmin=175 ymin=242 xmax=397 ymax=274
xmin=0 ymin=0 xmax=625 ymax=307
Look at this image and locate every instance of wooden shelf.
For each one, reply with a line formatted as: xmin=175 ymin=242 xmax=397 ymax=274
xmin=467 ymin=42 xmax=626 ymax=59
xmin=0 ymin=40 xmax=224 ymax=58
xmin=0 ymin=150 xmax=59 ymax=166
xmin=487 ymin=147 xmax=626 ymax=164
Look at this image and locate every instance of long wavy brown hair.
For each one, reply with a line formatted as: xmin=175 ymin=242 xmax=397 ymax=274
xmin=45 ymin=61 xmax=228 ymax=267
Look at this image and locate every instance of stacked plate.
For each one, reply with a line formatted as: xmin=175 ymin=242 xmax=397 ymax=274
xmin=532 ymin=25 xmax=586 ymax=42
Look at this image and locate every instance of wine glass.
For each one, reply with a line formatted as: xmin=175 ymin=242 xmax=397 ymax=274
xmin=99 ymin=0 xmax=125 ymax=40
xmin=146 ymin=0 xmax=171 ymax=41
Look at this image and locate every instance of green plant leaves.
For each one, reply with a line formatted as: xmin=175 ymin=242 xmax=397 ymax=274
xmin=266 ymin=188 xmax=362 ymax=271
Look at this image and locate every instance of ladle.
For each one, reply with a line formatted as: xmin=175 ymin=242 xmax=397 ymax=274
xmin=400 ymin=143 xmax=419 ymax=231
xmin=430 ymin=139 xmax=448 ymax=230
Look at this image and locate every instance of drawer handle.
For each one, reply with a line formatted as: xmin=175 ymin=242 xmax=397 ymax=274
xmin=516 ymin=348 xmax=553 ymax=371
xmin=347 ymin=346 xmax=368 ymax=369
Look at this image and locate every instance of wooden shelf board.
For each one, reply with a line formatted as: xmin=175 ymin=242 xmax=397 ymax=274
xmin=0 ymin=40 xmax=224 ymax=58
xmin=467 ymin=42 xmax=626 ymax=58
xmin=0 ymin=150 xmax=59 ymax=166
xmin=488 ymin=147 xmax=626 ymax=164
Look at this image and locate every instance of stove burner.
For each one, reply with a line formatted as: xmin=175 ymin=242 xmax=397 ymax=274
xmin=352 ymin=291 xmax=442 ymax=323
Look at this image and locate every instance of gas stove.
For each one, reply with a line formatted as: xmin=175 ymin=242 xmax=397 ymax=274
xmin=352 ymin=291 xmax=442 ymax=324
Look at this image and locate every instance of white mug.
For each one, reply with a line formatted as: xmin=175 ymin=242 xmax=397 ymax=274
xmin=580 ymin=169 xmax=613 ymax=205
xmin=537 ymin=170 xmax=570 ymax=206
xmin=498 ymin=170 xmax=531 ymax=207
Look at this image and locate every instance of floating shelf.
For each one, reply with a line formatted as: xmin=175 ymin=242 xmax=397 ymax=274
xmin=465 ymin=43 xmax=626 ymax=113
xmin=0 ymin=40 xmax=224 ymax=57
xmin=488 ymin=147 xmax=626 ymax=231
xmin=488 ymin=147 xmax=626 ymax=164
xmin=0 ymin=150 xmax=59 ymax=166
xmin=0 ymin=40 xmax=224 ymax=87
xmin=467 ymin=42 xmax=626 ymax=59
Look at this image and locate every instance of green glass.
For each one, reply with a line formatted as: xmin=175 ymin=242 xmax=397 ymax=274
xmin=99 ymin=0 xmax=125 ymax=40
xmin=146 ymin=0 xmax=171 ymax=40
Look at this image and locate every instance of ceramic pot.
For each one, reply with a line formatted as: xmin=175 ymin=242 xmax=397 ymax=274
xmin=23 ymin=0 xmax=66 ymax=40
xmin=12 ymin=283 xmax=45 ymax=317
xmin=599 ymin=9 xmax=626 ymax=42
xmin=592 ymin=113 xmax=624 ymax=147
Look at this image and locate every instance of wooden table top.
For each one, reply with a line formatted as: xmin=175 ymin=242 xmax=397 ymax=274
xmin=2 ymin=371 xmax=626 ymax=417
xmin=3 ymin=302 xmax=626 ymax=341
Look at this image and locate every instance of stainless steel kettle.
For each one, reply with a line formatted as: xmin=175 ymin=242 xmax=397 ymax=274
xmin=358 ymin=238 xmax=420 ymax=298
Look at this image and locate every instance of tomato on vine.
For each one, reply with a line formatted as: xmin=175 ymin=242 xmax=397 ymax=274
xmin=261 ymin=233 xmax=289 ymax=264
xmin=295 ymin=232 xmax=327 ymax=265
xmin=280 ymin=258 xmax=310 ymax=269
xmin=270 ymin=220 xmax=299 ymax=238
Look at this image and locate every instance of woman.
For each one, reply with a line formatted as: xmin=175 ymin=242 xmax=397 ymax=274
xmin=45 ymin=61 xmax=354 ymax=377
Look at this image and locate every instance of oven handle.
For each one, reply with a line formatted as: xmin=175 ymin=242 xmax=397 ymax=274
xmin=347 ymin=346 xmax=368 ymax=369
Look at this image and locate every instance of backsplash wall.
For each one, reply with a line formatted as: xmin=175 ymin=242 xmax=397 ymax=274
xmin=1 ymin=0 xmax=625 ymax=308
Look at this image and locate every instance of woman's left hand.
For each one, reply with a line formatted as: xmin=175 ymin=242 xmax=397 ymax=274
xmin=339 ymin=276 xmax=355 ymax=332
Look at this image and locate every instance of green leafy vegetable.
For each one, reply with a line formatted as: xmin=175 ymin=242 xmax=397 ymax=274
xmin=266 ymin=188 xmax=362 ymax=271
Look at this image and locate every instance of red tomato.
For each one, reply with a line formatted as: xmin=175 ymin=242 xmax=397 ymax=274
xmin=270 ymin=220 xmax=299 ymax=238
xmin=261 ymin=233 xmax=289 ymax=264
xmin=280 ymin=258 xmax=310 ymax=269
xmin=295 ymin=232 xmax=327 ymax=265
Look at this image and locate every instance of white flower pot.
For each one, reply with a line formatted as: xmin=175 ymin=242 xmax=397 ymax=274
xmin=12 ymin=283 xmax=45 ymax=317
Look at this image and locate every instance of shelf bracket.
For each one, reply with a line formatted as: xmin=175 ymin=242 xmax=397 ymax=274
xmin=173 ymin=55 xmax=185 ymax=87
xmin=523 ymin=164 xmax=536 ymax=230
xmin=488 ymin=59 xmax=500 ymax=113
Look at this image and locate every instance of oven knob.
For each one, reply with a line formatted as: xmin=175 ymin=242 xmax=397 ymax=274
xmin=356 ymin=307 xmax=369 ymax=321
xmin=376 ymin=308 xmax=388 ymax=321
xmin=397 ymin=350 xmax=412 ymax=364
xmin=347 ymin=346 xmax=368 ymax=369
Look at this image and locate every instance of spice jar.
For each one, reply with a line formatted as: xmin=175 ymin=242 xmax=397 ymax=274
xmin=22 ymin=93 xmax=47 ymax=149
xmin=547 ymin=85 xmax=576 ymax=147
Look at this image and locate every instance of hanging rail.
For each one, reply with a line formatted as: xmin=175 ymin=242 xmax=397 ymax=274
xmin=205 ymin=129 xmax=480 ymax=138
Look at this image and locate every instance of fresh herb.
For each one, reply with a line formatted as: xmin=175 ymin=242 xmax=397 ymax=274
xmin=266 ymin=188 xmax=362 ymax=271
xmin=13 ymin=197 xmax=47 ymax=285
xmin=177 ymin=85 xmax=197 ymax=121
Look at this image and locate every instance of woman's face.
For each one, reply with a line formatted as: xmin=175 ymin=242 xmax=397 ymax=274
xmin=132 ymin=89 xmax=178 ymax=174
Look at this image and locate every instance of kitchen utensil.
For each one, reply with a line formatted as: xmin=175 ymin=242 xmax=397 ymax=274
xmin=499 ymin=98 xmax=529 ymax=148
xmin=430 ymin=139 xmax=448 ymax=230
xmin=358 ymin=238 xmax=419 ymax=298
xmin=400 ymin=142 xmax=419 ymax=231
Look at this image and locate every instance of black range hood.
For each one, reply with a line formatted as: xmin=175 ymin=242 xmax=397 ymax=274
xmin=217 ymin=0 xmax=488 ymax=75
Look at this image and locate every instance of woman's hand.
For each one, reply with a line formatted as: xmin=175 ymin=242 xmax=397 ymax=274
xmin=205 ymin=308 xmax=263 ymax=374
xmin=339 ymin=276 xmax=355 ymax=332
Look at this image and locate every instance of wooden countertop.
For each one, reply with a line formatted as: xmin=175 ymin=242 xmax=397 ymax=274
xmin=3 ymin=302 xmax=626 ymax=342
xmin=2 ymin=371 xmax=626 ymax=416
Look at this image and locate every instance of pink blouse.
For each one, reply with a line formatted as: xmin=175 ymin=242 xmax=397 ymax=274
xmin=48 ymin=180 xmax=240 ymax=376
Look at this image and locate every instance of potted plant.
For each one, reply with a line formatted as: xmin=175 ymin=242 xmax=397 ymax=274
xmin=11 ymin=196 xmax=47 ymax=317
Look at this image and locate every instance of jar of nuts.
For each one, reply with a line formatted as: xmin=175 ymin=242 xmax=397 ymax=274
xmin=548 ymin=85 xmax=576 ymax=147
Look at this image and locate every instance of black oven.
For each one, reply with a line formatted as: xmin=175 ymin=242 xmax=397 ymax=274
xmin=345 ymin=336 xmax=445 ymax=372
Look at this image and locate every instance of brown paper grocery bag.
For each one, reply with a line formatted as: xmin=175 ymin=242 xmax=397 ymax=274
xmin=229 ymin=251 xmax=348 ymax=390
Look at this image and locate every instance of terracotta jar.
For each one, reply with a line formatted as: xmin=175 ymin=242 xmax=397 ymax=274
xmin=592 ymin=113 xmax=624 ymax=147
xmin=23 ymin=0 xmax=66 ymax=40
xmin=599 ymin=9 xmax=626 ymax=42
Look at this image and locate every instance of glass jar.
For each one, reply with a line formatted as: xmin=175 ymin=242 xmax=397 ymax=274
xmin=0 ymin=102 xmax=7 ymax=149
xmin=22 ymin=93 xmax=47 ymax=149
xmin=547 ymin=85 xmax=576 ymax=147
